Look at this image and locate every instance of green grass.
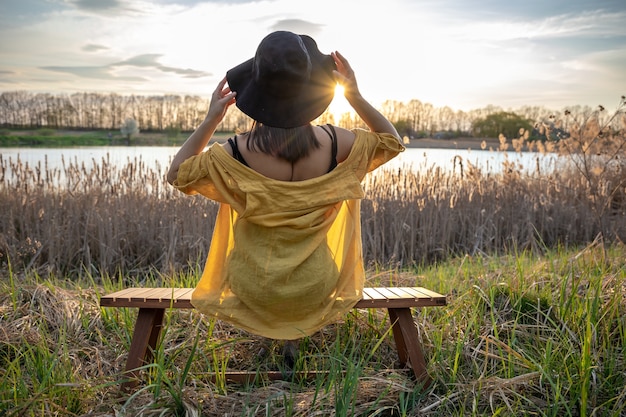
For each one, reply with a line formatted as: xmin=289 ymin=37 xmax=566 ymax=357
xmin=1 ymin=243 xmax=625 ymax=416
xmin=0 ymin=128 xmax=234 ymax=147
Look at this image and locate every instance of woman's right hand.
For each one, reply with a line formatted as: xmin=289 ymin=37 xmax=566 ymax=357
xmin=331 ymin=51 xmax=361 ymax=103
xmin=330 ymin=51 xmax=401 ymax=140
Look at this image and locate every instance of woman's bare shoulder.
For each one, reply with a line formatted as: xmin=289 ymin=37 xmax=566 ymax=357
xmin=327 ymin=125 xmax=356 ymax=163
xmin=217 ymin=139 xmax=234 ymax=156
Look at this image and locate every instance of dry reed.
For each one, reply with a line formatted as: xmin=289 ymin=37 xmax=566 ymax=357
xmin=1 ymin=146 xmax=625 ymax=277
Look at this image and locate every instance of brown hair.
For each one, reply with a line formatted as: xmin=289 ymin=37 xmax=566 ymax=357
xmin=246 ymin=122 xmax=320 ymax=163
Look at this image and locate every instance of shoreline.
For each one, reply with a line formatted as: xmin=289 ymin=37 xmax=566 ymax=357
xmin=404 ymin=137 xmax=501 ymax=151
xmin=1 ymin=129 xmax=503 ymax=151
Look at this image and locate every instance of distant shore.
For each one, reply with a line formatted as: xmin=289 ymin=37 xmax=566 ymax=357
xmin=212 ymin=136 xmax=504 ymax=151
xmin=1 ymin=129 xmax=503 ymax=151
xmin=404 ymin=137 xmax=501 ymax=151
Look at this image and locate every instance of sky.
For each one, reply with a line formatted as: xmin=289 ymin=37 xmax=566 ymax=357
xmin=0 ymin=0 xmax=625 ymax=113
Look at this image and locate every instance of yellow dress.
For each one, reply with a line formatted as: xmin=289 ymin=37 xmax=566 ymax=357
xmin=173 ymin=129 xmax=404 ymax=339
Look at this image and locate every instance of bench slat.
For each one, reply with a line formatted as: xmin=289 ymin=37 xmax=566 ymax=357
xmin=100 ymin=286 xmax=446 ymax=309
xmin=360 ymin=287 xmax=383 ymax=300
xmin=103 ymin=287 xmax=140 ymax=300
xmin=131 ymin=288 xmax=165 ymax=302
xmin=171 ymin=288 xmax=194 ymax=301
xmin=391 ymin=287 xmax=435 ymax=301
xmin=389 ymin=287 xmax=422 ymax=299
xmin=403 ymin=286 xmax=445 ymax=300
xmin=100 ymin=287 xmax=193 ymax=309
xmin=376 ymin=287 xmax=405 ymax=300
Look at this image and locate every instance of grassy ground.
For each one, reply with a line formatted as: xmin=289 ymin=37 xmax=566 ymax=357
xmin=0 ymin=128 xmax=234 ymax=147
xmin=1 ymin=242 xmax=625 ymax=416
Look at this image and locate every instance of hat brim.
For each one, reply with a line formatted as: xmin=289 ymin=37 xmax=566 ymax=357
xmin=226 ymin=35 xmax=336 ymax=128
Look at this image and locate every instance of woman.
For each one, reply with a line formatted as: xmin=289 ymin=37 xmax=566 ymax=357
xmin=167 ymin=31 xmax=404 ymax=343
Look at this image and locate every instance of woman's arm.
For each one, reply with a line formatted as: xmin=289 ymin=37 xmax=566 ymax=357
xmin=331 ymin=51 xmax=401 ymax=142
xmin=167 ymin=77 xmax=236 ymax=185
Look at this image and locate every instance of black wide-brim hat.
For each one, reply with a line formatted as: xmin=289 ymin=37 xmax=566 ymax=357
xmin=226 ymin=31 xmax=336 ymax=128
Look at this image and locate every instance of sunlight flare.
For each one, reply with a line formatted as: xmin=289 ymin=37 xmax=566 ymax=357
xmin=328 ymin=84 xmax=351 ymax=121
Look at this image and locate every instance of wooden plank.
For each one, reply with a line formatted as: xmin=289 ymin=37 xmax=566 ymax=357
xmin=375 ymin=287 xmax=404 ymax=299
xmin=412 ymin=287 xmax=447 ymax=301
xmin=355 ymin=287 xmax=446 ymax=308
xmin=151 ymin=288 xmax=194 ymax=308
xmin=387 ymin=287 xmax=446 ymax=306
xmin=100 ymin=288 xmax=192 ymax=308
xmin=394 ymin=287 xmax=428 ymax=299
xmin=101 ymin=287 xmax=138 ymax=301
xmin=170 ymin=288 xmax=194 ymax=302
xmin=360 ymin=287 xmax=375 ymax=301
xmin=131 ymin=288 xmax=164 ymax=302
xmin=101 ymin=287 xmax=445 ymax=309
xmin=356 ymin=287 xmax=389 ymax=308
xmin=151 ymin=288 xmax=175 ymax=302
xmin=386 ymin=287 xmax=416 ymax=298
xmin=99 ymin=289 xmax=134 ymax=306
xmin=364 ymin=287 xmax=388 ymax=300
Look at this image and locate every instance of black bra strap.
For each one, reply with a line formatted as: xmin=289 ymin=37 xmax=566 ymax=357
xmin=319 ymin=124 xmax=338 ymax=172
xmin=228 ymin=136 xmax=250 ymax=167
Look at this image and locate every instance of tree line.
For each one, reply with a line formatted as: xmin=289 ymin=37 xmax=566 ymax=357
xmin=0 ymin=90 xmax=609 ymax=139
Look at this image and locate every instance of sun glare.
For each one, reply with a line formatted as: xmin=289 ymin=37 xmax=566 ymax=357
xmin=328 ymin=84 xmax=351 ymax=121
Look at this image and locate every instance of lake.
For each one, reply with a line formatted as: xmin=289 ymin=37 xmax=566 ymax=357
xmin=0 ymin=145 xmax=560 ymax=179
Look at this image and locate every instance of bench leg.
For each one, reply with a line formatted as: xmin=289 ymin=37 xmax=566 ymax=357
xmin=121 ymin=307 xmax=165 ymax=391
xmin=388 ymin=308 xmax=431 ymax=388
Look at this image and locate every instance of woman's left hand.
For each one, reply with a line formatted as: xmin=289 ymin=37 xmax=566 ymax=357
xmin=167 ymin=77 xmax=236 ymax=185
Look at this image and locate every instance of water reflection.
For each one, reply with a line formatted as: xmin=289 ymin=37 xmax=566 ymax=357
xmin=384 ymin=147 xmax=559 ymax=175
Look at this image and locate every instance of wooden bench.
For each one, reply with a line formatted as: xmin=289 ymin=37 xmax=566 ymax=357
xmin=100 ymin=286 xmax=446 ymax=391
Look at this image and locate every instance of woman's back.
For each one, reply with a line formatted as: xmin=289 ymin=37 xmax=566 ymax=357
xmin=222 ymin=125 xmax=355 ymax=181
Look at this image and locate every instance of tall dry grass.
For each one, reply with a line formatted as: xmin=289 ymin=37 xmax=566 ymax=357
xmin=0 ymin=154 xmax=219 ymax=276
xmin=361 ymin=154 xmax=625 ymax=266
xmin=1 ymin=142 xmax=625 ymax=277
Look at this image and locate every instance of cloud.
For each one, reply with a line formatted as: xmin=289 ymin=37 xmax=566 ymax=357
xmin=428 ymin=0 xmax=626 ymax=20
xmin=82 ymin=44 xmax=110 ymax=52
xmin=62 ymin=0 xmax=262 ymax=17
xmin=113 ymin=54 xmax=211 ymax=78
xmin=269 ymin=19 xmax=325 ymax=35
xmin=0 ymin=70 xmax=18 ymax=84
xmin=63 ymin=0 xmax=143 ymax=16
xmin=40 ymin=54 xmax=211 ymax=81
xmin=0 ymin=0 xmax=57 ymax=24
xmin=67 ymin=0 xmax=124 ymax=12
xmin=40 ymin=65 xmax=145 ymax=81
xmin=535 ymin=10 xmax=626 ymax=40
xmin=153 ymin=0 xmax=259 ymax=3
